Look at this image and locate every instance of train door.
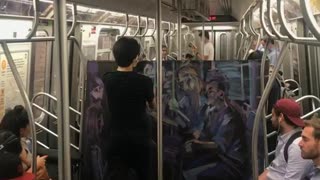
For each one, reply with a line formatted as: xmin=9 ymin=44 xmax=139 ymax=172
xmin=215 ymin=31 xmax=233 ymax=60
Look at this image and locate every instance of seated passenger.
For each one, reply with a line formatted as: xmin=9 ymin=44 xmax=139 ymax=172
xmin=153 ymin=45 xmax=175 ymax=61
xmin=247 ymin=50 xmax=263 ymax=60
xmin=0 ymin=105 xmax=49 ymax=180
xmin=0 ymin=130 xmax=35 ymax=180
xmin=259 ymin=99 xmax=313 ymax=180
xmin=182 ymin=69 xmax=246 ymax=180
xmin=299 ymin=116 xmax=320 ymax=179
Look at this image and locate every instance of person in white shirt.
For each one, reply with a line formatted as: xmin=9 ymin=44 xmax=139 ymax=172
xmin=196 ymin=31 xmax=214 ymax=61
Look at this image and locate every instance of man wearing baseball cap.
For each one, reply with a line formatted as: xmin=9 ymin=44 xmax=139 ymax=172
xmin=259 ymin=99 xmax=313 ymax=180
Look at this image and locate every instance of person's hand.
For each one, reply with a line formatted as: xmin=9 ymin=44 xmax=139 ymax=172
xmin=193 ymin=130 xmax=201 ymax=139
xmin=36 ymin=155 xmax=48 ymax=169
xmin=168 ymin=98 xmax=179 ymax=111
xmin=36 ymin=166 xmax=50 ymax=180
xmin=20 ymin=149 xmax=30 ymax=167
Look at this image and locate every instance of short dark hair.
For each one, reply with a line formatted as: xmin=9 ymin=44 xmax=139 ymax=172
xmin=162 ymin=45 xmax=168 ymax=49
xmin=199 ymin=31 xmax=210 ymax=40
xmin=0 ymin=130 xmax=21 ymax=154
xmin=112 ymin=37 xmax=141 ymax=67
xmin=205 ymin=70 xmax=229 ymax=93
xmin=248 ymin=50 xmax=263 ymax=60
xmin=0 ymin=105 xmax=29 ymax=137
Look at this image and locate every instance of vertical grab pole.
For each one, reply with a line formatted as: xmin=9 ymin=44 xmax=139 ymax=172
xmin=201 ymin=22 xmax=205 ymax=60
xmin=27 ymin=0 xmax=39 ymax=39
xmin=252 ymin=42 xmax=289 ymax=180
xmin=1 ymin=42 xmax=37 ymax=174
xmin=259 ymin=41 xmax=271 ymax=167
xmin=177 ymin=0 xmax=182 ymax=60
xmin=53 ymin=0 xmax=71 ymax=179
xmin=156 ymin=0 xmax=163 ymax=179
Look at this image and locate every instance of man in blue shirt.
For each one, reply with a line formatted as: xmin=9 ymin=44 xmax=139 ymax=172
xmin=299 ymin=116 xmax=320 ymax=180
xmin=266 ymin=39 xmax=280 ymax=68
xmin=183 ymin=69 xmax=246 ymax=180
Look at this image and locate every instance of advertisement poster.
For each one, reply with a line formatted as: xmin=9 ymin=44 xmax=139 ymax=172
xmin=82 ymin=60 xmax=264 ymax=180
xmin=0 ymin=51 xmax=29 ymax=118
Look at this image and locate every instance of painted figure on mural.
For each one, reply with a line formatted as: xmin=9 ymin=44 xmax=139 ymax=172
xmin=85 ymin=73 xmax=106 ymax=180
xmin=182 ymin=69 xmax=246 ymax=180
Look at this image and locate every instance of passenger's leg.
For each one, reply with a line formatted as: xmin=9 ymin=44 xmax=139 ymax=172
xmin=129 ymin=143 xmax=157 ymax=180
xmin=197 ymin=161 xmax=241 ymax=180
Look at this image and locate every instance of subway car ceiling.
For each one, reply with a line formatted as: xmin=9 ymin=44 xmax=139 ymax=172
xmin=2 ymin=0 xmax=319 ymax=25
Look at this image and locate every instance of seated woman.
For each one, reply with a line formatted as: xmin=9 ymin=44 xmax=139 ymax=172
xmin=0 ymin=105 xmax=49 ymax=180
xmin=0 ymin=129 xmax=35 ymax=180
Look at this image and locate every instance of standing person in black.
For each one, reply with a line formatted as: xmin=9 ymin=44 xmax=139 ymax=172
xmin=103 ymin=37 xmax=156 ymax=180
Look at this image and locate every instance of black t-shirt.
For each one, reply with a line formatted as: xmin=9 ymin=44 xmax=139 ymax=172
xmin=103 ymin=71 xmax=154 ymax=139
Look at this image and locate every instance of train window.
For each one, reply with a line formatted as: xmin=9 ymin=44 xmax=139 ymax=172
xmin=0 ymin=0 xmax=33 ymax=16
xmin=284 ymin=0 xmax=302 ymax=20
xmin=77 ymin=5 xmax=127 ymax=24
xmin=270 ymin=0 xmax=280 ymax=31
xmin=310 ymin=0 xmax=320 ymax=14
xmin=262 ymin=0 xmax=273 ymax=34
xmin=97 ymin=28 xmax=119 ymax=61
xmin=252 ymin=6 xmax=260 ymax=29
xmin=128 ymin=15 xmax=138 ymax=26
xmin=0 ymin=19 xmax=32 ymax=39
xmin=310 ymin=1 xmax=320 ymax=26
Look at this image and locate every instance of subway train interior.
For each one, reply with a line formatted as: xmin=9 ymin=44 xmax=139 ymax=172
xmin=0 ymin=0 xmax=320 ymax=179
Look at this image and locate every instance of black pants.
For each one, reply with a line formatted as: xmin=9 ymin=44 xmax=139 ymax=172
xmin=104 ymin=137 xmax=156 ymax=180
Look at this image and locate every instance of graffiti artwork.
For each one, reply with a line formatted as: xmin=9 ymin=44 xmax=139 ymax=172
xmin=82 ymin=60 xmax=265 ymax=180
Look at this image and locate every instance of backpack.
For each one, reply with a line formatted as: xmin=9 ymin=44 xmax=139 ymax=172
xmin=284 ymin=131 xmax=302 ymax=163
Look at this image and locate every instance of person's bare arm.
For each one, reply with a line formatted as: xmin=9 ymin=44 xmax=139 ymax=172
xmin=202 ymin=55 xmax=209 ymax=60
xmin=259 ymin=169 xmax=268 ymax=180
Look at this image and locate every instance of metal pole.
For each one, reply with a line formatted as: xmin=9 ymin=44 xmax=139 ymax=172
xmin=177 ymin=0 xmax=182 ymax=60
xmin=259 ymin=41 xmax=270 ymax=167
xmin=202 ymin=22 xmax=205 ymax=59
xmin=156 ymin=0 xmax=163 ymax=179
xmin=26 ymin=0 xmax=39 ymax=39
xmin=53 ymin=0 xmax=71 ymax=179
xmin=251 ymin=42 xmax=289 ymax=180
xmin=1 ymin=42 xmax=37 ymax=174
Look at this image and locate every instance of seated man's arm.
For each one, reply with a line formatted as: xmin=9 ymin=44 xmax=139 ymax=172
xmin=210 ymin=115 xmax=234 ymax=154
xmin=259 ymin=169 xmax=268 ymax=180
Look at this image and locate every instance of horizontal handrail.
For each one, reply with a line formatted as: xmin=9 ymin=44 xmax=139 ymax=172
xmin=267 ymin=131 xmax=277 ymax=138
xmin=34 ymin=119 xmax=79 ymax=150
xmin=268 ymin=150 xmax=275 ymax=157
xmin=300 ymin=0 xmax=320 ymax=41
xmin=32 ymin=103 xmax=80 ymax=133
xmin=37 ymin=140 xmax=50 ymax=149
xmin=32 ymin=92 xmax=81 ymax=116
xmin=278 ymin=0 xmax=320 ymax=45
xmin=267 ymin=0 xmax=290 ymax=41
xmin=260 ymin=0 xmax=277 ymax=39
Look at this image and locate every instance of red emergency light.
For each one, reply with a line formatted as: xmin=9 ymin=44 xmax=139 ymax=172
xmin=209 ymin=16 xmax=217 ymax=21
